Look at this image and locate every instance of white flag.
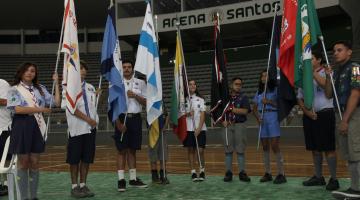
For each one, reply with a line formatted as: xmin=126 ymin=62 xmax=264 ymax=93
xmin=61 ymin=0 xmax=82 ymax=114
xmin=134 ymin=3 xmax=162 ymax=125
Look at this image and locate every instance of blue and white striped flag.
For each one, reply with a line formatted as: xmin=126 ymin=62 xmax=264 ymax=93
xmin=101 ymin=1 xmax=127 ymax=122
xmin=134 ymin=2 xmax=162 ymax=125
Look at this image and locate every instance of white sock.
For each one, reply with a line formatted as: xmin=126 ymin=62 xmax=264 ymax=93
xmin=191 ymin=169 xmax=196 ymax=174
xmin=72 ymin=184 xmax=78 ymax=189
xmin=129 ymin=169 xmax=136 ymax=180
xmin=200 ymin=168 xmax=205 ymax=173
xmin=118 ymin=170 xmax=125 ymax=180
xmin=79 ymin=183 xmax=85 ymax=188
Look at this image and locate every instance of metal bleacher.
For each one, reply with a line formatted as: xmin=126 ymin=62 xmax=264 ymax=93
xmin=0 ymin=53 xmax=270 ymax=132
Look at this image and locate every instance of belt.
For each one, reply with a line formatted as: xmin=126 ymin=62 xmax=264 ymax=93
xmin=126 ymin=113 xmax=141 ymax=118
xmin=259 ymin=109 xmax=277 ymax=113
xmin=316 ymin=108 xmax=334 ymax=113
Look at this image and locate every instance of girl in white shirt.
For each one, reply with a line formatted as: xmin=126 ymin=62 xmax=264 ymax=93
xmin=183 ymin=80 xmax=207 ymax=182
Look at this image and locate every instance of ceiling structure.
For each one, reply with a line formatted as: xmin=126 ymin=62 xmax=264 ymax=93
xmin=0 ymin=0 xmax=351 ymax=52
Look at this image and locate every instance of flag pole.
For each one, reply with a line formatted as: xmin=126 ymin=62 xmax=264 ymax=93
xmin=257 ymin=3 xmax=279 ymax=150
xmin=95 ymin=75 xmax=103 ymax=111
xmin=120 ymin=115 xmax=127 ymax=141
xmin=154 ymin=13 xmax=168 ymax=182
xmin=216 ymin=12 xmax=229 ymax=147
xmin=176 ymin=22 xmax=203 ymax=170
xmin=319 ymin=36 xmax=343 ymax=120
xmin=45 ymin=9 xmax=66 ymax=141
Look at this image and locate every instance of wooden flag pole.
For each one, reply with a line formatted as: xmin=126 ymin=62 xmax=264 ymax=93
xmin=319 ymin=36 xmax=343 ymax=120
xmin=177 ymin=22 xmax=203 ymax=170
xmin=45 ymin=9 xmax=66 ymax=141
xmin=257 ymin=3 xmax=279 ymax=150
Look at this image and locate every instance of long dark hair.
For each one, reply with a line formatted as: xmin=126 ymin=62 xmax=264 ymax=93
xmin=13 ymin=62 xmax=44 ymax=96
xmin=257 ymin=70 xmax=276 ymax=94
xmin=188 ymin=79 xmax=203 ymax=99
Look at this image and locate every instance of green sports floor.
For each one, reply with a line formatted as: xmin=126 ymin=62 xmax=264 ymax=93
xmin=37 ymin=172 xmax=350 ymax=200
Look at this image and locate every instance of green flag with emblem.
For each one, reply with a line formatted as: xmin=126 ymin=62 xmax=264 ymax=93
xmin=294 ymin=0 xmax=322 ymax=109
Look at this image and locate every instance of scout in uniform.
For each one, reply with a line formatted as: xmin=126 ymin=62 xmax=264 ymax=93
xmin=326 ymin=41 xmax=360 ymax=199
xmin=222 ymin=77 xmax=251 ymax=183
xmin=253 ymin=70 xmax=286 ymax=184
xmin=298 ymin=51 xmax=339 ymax=191
xmin=0 ymin=79 xmax=12 ymax=196
xmin=7 ymin=62 xmax=60 ymax=200
xmin=114 ymin=60 xmax=147 ymax=192
xmin=62 ymin=61 xmax=99 ymax=198
xmin=183 ymin=80 xmax=207 ymax=182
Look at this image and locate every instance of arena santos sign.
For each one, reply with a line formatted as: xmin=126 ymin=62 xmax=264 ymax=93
xmin=116 ymin=0 xmax=339 ymax=36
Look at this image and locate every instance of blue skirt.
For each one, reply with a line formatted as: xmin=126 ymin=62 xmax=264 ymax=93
xmin=9 ymin=114 xmax=45 ymax=154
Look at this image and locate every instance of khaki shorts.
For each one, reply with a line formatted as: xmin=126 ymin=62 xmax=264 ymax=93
xmin=337 ymin=107 xmax=360 ymax=161
xmin=222 ymin=123 xmax=247 ymax=154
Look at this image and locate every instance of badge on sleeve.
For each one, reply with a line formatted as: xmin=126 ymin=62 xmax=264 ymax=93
xmin=352 ymin=65 xmax=360 ymax=83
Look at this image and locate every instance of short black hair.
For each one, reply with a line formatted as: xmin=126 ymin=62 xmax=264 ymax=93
xmin=232 ymin=77 xmax=243 ymax=83
xmin=332 ymin=40 xmax=352 ymax=50
xmin=122 ymin=59 xmax=134 ymax=67
xmin=312 ymin=50 xmax=324 ymax=64
xmin=80 ymin=60 xmax=88 ymax=71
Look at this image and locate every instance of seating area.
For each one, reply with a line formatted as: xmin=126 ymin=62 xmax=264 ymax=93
xmin=1 ymin=48 xmax=359 ymax=132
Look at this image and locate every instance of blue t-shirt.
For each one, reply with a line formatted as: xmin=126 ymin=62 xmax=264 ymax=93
xmin=226 ymin=92 xmax=251 ymax=123
xmin=253 ymin=88 xmax=278 ymax=112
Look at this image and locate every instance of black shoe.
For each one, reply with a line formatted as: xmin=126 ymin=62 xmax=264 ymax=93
xmin=151 ymin=170 xmax=160 ymax=183
xmin=0 ymin=185 xmax=8 ymax=196
xmin=223 ymin=171 xmax=233 ymax=182
xmin=80 ymin=185 xmax=95 ymax=197
xmin=326 ymin=178 xmax=340 ymax=191
xmin=191 ymin=173 xmax=198 ymax=182
xmin=273 ymin=174 xmax=287 ymax=184
xmin=239 ymin=171 xmax=251 ymax=182
xmin=260 ymin=173 xmax=273 ymax=182
xmin=302 ymin=176 xmax=326 ymax=186
xmin=198 ymin=172 xmax=205 ymax=181
xmin=118 ymin=179 xmax=126 ymax=192
xmin=332 ymin=188 xmax=360 ymax=199
xmin=159 ymin=169 xmax=170 ymax=184
xmin=129 ymin=178 xmax=148 ymax=188
xmin=71 ymin=186 xmax=87 ymax=198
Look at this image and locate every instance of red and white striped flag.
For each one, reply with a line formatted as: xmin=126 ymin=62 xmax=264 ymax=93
xmin=61 ymin=0 xmax=82 ymax=114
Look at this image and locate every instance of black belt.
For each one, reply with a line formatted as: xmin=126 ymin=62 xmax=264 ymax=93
xmin=126 ymin=113 xmax=141 ymax=118
xmin=316 ymin=108 xmax=334 ymax=113
xmin=259 ymin=109 xmax=277 ymax=113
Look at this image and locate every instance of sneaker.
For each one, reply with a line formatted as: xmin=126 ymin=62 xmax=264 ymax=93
xmin=302 ymin=176 xmax=326 ymax=186
xmin=223 ymin=171 xmax=233 ymax=182
xmin=198 ymin=172 xmax=205 ymax=181
xmin=239 ymin=171 xmax=251 ymax=182
xmin=191 ymin=173 xmax=198 ymax=182
xmin=151 ymin=170 xmax=161 ymax=183
xmin=71 ymin=186 xmax=87 ymax=198
xmin=0 ymin=185 xmax=8 ymax=196
xmin=129 ymin=178 xmax=148 ymax=188
xmin=273 ymin=174 xmax=287 ymax=184
xmin=118 ymin=179 xmax=126 ymax=192
xmin=326 ymin=178 xmax=340 ymax=191
xmin=260 ymin=173 xmax=273 ymax=182
xmin=332 ymin=188 xmax=360 ymax=199
xmin=80 ymin=185 xmax=95 ymax=197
